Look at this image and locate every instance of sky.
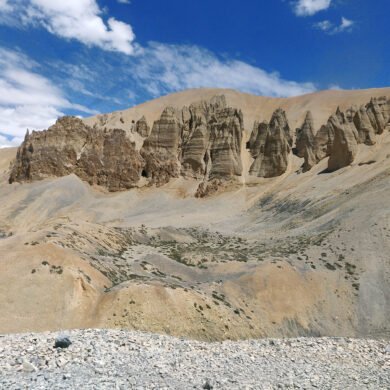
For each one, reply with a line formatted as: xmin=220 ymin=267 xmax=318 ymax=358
xmin=0 ymin=0 xmax=388 ymax=147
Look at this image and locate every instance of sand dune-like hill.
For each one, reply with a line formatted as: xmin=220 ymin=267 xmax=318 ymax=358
xmin=85 ymin=87 xmax=390 ymax=131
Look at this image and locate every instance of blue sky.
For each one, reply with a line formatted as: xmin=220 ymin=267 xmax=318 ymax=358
xmin=0 ymin=0 xmax=388 ymax=147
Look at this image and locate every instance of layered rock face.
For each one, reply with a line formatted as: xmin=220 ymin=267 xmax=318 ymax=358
xmin=140 ymin=95 xmax=244 ymax=187
xmin=295 ymin=112 xmax=317 ymax=172
xmin=181 ymin=96 xmax=243 ymax=179
xmin=140 ymin=107 xmax=182 ymax=186
xmin=353 ymin=106 xmax=377 ymax=145
xmin=9 ymin=117 xmax=144 ymax=191
xmin=293 ymin=97 xmax=390 ymax=173
xmin=9 ymin=95 xmax=390 ymax=193
xmin=366 ymin=97 xmax=390 ymax=134
xmin=135 ymin=116 xmax=150 ymax=138
xmin=248 ymin=109 xmax=293 ymax=178
xmin=327 ymin=114 xmax=359 ymax=172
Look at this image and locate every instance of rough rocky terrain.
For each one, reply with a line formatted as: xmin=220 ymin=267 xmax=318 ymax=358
xmin=0 ymin=87 xmax=390 ymax=342
xmin=9 ymin=91 xmax=390 ymax=192
xmin=0 ymin=329 xmax=389 ymax=389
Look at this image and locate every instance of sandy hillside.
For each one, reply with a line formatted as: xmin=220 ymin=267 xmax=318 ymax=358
xmin=84 ymin=87 xmax=390 ymax=132
xmin=0 ymin=87 xmax=389 ymax=340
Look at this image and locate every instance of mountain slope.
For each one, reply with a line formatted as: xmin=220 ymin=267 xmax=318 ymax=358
xmin=1 ymin=87 xmax=390 ymax=340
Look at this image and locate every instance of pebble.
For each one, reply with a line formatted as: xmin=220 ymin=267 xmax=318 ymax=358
xmin=54 ymin=336 xmax=72 ymax=349
xmin=0 ymin=329 xmax=388 ymax=389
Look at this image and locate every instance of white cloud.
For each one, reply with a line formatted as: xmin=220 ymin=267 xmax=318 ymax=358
xmin=0 ymin=2 xmax=319 ymax=147
xmin=340 ymin=17 xmax=354 ymax=30
xmin=117 ymin=0 xmax=131 ymax=3
xmin=314 ymin=17 xmax=355 ymax=34
xmin=0 ymin=48 xmax=96 ymax=147
xmin=133 ymin=43 xmax=316 ymax=98
xmin=1 ymin=0 xmax=136 ymax=55
xmin=294 ymin=0 xmax=332 ymax=16
xmin=0 ymin=0 xmax=12 ymax=11
xmin=0 ymin=134 xmax=23 ymax=148
xmin=315 ymin=20 xmax=333 ymax=31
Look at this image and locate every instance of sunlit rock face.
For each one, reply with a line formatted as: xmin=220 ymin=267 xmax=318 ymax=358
xmin=9 ymin=94 xmax=390 ymax=192
xmin=9 ymin=116 xmax=144 ymax=191
xmin=248 ymin=108 xmax=293 ymax=178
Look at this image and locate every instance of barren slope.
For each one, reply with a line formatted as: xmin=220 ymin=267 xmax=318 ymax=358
xmin=1 ymin=88 xmax=390 ymax=340
xmin=84 ymin=87 xmax=390 ymax=133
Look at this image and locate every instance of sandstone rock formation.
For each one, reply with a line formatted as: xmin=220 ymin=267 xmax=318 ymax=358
xmin=294 ymin=96 xmax=390 ymax=173
xmin=140 ymin=95 xmax=243 ymax=185
xmin=181 ymin=95 xmax=243 ymax=179
xmin=248 ymin=109 xmax=292 ymax=178
xmin=135 ymin=116 xmax=150 ymax=138
xmin=140 ymin=107 xmax=181 ymax=186
xmin=327 ymin=114 xmax=359 ymax=171
xmin=295 ymin=112 xmax=317 ymax=172
xmin=353 ymin=106 xmax=377 ymax=145
xmin=9 ymin=94 xmax=390 ymax=192
xmin=366 ymin=97 xmax=389 ymax=134
xmin=9 ymin=117 xmax=144 ymax=191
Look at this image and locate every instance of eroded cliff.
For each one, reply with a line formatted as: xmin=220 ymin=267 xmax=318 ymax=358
xmin=9 ymin=94 xmax=390 ymax=194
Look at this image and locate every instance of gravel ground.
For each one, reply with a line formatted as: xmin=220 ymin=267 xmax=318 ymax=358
xmin=0 ymin=329 xmax=389 ymax=389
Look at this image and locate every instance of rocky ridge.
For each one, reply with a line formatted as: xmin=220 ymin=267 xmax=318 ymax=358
xmin=9 ymin=117 xmax=144 ymax=192
xmin=8 ymin=95 xmax=390 ymax=193
xmin=294 ymin=97 xmax=390 ymax=173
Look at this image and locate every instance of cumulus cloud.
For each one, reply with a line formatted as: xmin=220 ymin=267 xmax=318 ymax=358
xmin=0 ymin=2 xmax=318 ymax=147
xmin=293 ymin=0 xmax=332 ymax=16
xmin=1 ymin=0 xmax=136 ymax=55
xmin=0 ymin=1 xmax=317 ymax=99
xmin=0 ymin=133 xmax=23 ymax=148
xmin=0 ymin=48 xmax=96 ymax=147
xmin=132 ymin=43 xmax=316 ymax=98
xmin=314 ymin=17 xmax=355 ymax=34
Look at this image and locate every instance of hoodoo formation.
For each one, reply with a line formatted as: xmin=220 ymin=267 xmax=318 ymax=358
xmin=9 ymin=94 xmax=390 ymax=194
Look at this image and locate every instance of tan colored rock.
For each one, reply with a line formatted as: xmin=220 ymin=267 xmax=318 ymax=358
xmin=10 ymin=117 xmax=90 ymax=183
xmin=328 ymin=115 xmax=359 ymax=172
xmin=366 ymin=97 xmax=389 ymax=134
xmin=9 ymin=117 xmax=144 ymax=191
xmin=249 ymin=109 xmax=292 ymax=178
xmin=75 ymin=128 xmax=144 ymax=191
xmin=195 ymin=179 xmax=222 ymax=198
xmin=135 ymin=116 xmax=150 ymax=138
xmin=181 ymin=96 xmax=243 ymax=179
xmin=181 ymin=105 xmax=210 ymax=178
xmin=209 ymin=107 xmax=243 ymax=178
xmin=295 ymin=111 xmax=317 ymax=172
xmin=140 ymin=107 xmax=182 ymax=186
xmin=353 ymin=106 xmax=377 ymax=145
